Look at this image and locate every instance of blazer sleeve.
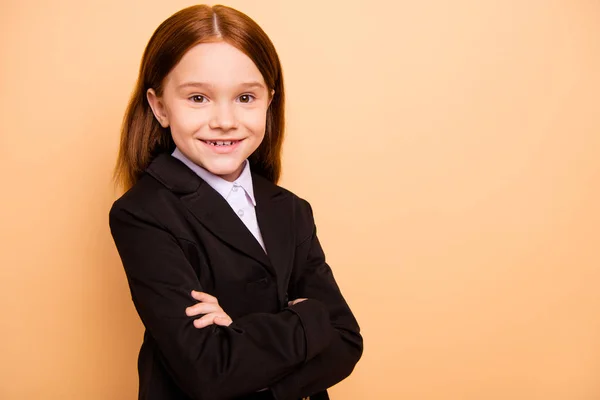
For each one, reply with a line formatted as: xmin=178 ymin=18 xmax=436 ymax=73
xmin=109 ymin=202 xmax=335 ymax=400
xmin=270 ymin=199 xmax=363 ymax=400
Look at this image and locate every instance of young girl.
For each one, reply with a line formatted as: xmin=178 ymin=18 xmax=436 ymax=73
xmin=110 ymin=5 xmax=362 ymax=399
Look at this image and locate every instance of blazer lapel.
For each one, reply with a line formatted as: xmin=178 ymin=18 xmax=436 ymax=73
xmin=146 ymin=154 xmax=274 ymax=275
xmin=253 ymin=173 xmax=295 ymax=306
xmin=182 ymin=187 xmax=275 ymax=274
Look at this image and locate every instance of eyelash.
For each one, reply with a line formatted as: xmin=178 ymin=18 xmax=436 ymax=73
xmin=189 ymin=94 xmax=256 ymax=104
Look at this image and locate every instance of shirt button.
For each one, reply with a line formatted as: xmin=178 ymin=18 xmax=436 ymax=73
xmin=237 ymin=209 xmax=244 ymax=217
xmin=232 ymin=186 xmax=239 ymax=192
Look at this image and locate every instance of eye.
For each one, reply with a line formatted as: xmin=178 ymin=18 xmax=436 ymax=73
xmin=189 ymin=95 xmax=207 ymax=103
xmin=238 ymin=94 xmax=255 ymax=104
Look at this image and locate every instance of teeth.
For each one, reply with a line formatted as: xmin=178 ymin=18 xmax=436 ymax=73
xmin=206 ymin=140 xmax=235 ymax=146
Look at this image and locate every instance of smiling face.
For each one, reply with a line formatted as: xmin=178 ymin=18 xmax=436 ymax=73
xmin=147 ymin=41 xmax=273 ymax=182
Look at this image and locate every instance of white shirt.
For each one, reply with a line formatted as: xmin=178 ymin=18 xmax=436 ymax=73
xmin=171 ymin=148 xmax=266 ymax=252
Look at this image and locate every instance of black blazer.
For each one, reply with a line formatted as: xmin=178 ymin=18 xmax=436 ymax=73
xmin=109 ymin=154 xmax=363 ymax=400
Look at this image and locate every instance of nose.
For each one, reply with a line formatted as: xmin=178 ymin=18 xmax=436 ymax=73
xmin=208 ymin=102 xmax=238 ymax=131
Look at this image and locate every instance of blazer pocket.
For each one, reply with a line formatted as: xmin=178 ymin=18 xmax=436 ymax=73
xmin=245 ymin=276 xmax=270 ymax=290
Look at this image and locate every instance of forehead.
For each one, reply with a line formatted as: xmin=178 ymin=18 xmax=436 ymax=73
xmin=167 ymin=41 xmax=266 ymax=88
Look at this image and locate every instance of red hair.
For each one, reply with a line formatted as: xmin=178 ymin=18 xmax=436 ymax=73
xmin=114 ymin=4 xmax=285 ymax=190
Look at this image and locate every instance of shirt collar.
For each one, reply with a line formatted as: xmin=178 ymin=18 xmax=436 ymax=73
xmin=171 ymin=147 xmax=257 ymax=206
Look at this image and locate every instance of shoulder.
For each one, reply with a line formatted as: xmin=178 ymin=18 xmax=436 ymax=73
xmin=270 ymin=182 xmax=318 ymax=246
xmin=253 ymin=173 xmax=313 ymax=208
xmin=252 ymin=173 xmax=316 ymax=229
xmin=109 ymin=172 xmax=177 ymax=227
xmin=110 ymin=153 xmax=198 ymax=218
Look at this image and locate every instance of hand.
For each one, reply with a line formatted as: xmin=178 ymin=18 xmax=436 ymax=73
xmin=186 ymin=291 xmax=233 ymax=329
xmin=287 ymin=298 xmax=308 ymax=307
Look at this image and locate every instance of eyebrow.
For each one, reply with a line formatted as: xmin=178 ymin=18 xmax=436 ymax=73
xmin=177 ymin=81 xmax=266 ymax=90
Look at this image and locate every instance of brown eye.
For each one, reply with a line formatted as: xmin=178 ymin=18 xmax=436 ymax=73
xmin=190 ymin=95 xmax=206 ymax=103
xmin=238 ymin=94 xmax=255 ymax=103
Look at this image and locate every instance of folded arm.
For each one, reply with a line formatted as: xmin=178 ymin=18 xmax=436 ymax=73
xmin=270 ymin=200 xmax=363 ymax=400
xmin=109 ymin=204 xmax=334 ymax=400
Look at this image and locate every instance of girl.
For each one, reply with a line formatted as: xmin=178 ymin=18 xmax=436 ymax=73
xmin=109 ymin=4 xmax=362 ymax=400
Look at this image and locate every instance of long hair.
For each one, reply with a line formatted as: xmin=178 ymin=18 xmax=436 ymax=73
xmin=114 ymin=4 xmax=285 ymax=191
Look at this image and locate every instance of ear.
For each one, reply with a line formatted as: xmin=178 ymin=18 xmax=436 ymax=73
xmin=268 ymin=89 xmax=275 ymax=107
xmin=146 ymin=88 xmax=170 ymax=128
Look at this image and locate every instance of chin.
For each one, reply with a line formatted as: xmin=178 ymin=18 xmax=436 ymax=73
xmin=203 ymin=161 xmax=245 ymax=180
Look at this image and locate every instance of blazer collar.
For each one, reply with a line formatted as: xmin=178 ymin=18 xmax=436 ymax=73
xmin=147 ymin=153 xmax=282 ymax=200
xmin=145 ymin=153 xmax=202 ymax=195
xmin=146 ymin=154 xmax=294 ymax=304
xmin=171 ymin=148 xmax=257 ymax=206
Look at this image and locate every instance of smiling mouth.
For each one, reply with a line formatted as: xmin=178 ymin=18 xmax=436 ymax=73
xmin=201 ymin=140 xmax=242 ymax=147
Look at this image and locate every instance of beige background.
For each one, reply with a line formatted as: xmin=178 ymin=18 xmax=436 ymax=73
xmin=1 ymin=0 xmax=599 ymax=399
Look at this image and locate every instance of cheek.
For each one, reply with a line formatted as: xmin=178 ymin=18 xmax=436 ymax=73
xmin=169 ymin=107 xmax=207 ymax=134
xmin=242 ymin=109 xmax=268 ymax=134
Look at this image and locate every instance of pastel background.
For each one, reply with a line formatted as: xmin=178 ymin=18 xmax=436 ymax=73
xmin=1 ymin=0 xmax=599 ymax=399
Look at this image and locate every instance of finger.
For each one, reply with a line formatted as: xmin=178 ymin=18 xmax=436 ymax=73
xmin=191 ymin=291 xmax=219 ymax=303
xmin=193 ymin=313 xmax=218 ymax=329
xmin=289 ymin=298 xmax=308 ymax=306
xmin=214 ymin=315 xmax=233 ymax=327
xmin=193 ymin=312 xmax=232 ymax=329
xmin=191 ymin=290 xmax=218 ymax=303
xmin=185 ymin=302 xmax=223 ymax=317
